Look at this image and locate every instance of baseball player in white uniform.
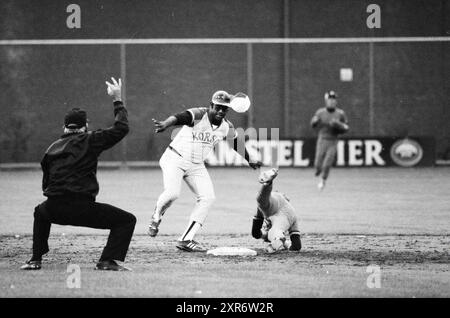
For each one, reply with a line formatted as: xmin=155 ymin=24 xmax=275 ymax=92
xmin=149 ymin=90 xmax=262 ymax=252
xmin=252 ymin=168 xmax=302 ymax=253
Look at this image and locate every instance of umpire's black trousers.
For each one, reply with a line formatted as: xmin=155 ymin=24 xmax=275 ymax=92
xmin=32 ymin=195 xmax=136 ymax=262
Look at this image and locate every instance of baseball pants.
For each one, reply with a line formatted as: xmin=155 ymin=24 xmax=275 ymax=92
xmin=155 ymin=148 xmax=215 ymax=225
xmin=314 ymin=137 xmax=338 ymax=180
xmin=32 ymin=195 xmax=136 ymax=262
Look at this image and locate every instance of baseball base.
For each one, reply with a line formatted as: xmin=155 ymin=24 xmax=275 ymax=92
xmin=206 ymin=247 xmax=257 ymax=256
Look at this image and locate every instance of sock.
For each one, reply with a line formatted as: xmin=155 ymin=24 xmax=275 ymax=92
xmin=179 ymin=221 xmax=202 ymax=241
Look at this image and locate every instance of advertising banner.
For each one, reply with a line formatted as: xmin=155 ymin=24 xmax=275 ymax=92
xmin=205 ymin=137 xmax=435 ymax=167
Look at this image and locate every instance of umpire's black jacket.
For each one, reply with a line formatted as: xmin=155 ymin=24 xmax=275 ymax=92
xmin=41 ymin=101 xmax=129 ymax=199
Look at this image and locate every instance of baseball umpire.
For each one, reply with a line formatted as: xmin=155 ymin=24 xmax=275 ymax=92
xmin=252 ymin=168 xmax=302 ymax=253
xmin=310 ymin=91 xmax=349 ymax=190
xmin=20 ymin=77 xmax=136 ymax=271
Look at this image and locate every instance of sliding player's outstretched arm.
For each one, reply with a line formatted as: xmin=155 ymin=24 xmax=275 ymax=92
xmin=289 ymin=233 xmax=302 ymax=251
xmin=288 ymin=220 xmax=302 ymax=251
xmin=251 ymin=209 xmax=265 ymax=239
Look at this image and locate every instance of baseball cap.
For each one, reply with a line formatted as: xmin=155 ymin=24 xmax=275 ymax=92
xmin=64 ymin=108 xmax=87 ymax=129
xmin=211 ymin=90 xmax=251 ymax=113
xmin=211 ymin=90 xmax=232 ymax=107
xmin=324 ymin=90 xmax=337 ymax=99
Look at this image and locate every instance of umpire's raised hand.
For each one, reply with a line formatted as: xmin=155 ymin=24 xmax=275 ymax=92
xmin=105 ymin=77 xmax=122 ymax=101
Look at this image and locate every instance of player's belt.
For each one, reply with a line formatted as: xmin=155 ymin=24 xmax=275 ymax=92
xmin=168 ymin=146 xmax=183 ymax=157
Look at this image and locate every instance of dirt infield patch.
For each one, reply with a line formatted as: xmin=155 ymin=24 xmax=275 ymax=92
xmin=1 ymin=233 xmax=448 ymax=297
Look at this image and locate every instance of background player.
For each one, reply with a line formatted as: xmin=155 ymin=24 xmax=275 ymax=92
xmin=251 ymin=168 xmax=302 ymax=253
xmin=149 ymin=90 xmax=262 ymax=252
xmin=310 ymin=91 xmax=349 ymax=190
xmin=21 ymin=78 xmax=136 ymax=271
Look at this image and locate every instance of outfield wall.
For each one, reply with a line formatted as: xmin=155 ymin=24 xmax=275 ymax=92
xmin=0 ymin=0 xmax=448 ymax=163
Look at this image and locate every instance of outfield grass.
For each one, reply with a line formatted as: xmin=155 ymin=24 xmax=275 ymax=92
xmin=1 ymin=167 xmax=449 ymax=235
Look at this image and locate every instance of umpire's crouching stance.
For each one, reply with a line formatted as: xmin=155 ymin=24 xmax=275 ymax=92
xmin=21 ymin=77 xmax=136 ymax=271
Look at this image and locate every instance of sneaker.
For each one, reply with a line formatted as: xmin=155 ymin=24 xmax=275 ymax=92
xmin=148 ymin=219 xmax=161 ymax=237
xmin=20 ymin=260 xmax=41 ymax=270
xmin=176 ymin=240 xmax=206 ymax=252
xmin=318 ymin=179 xmax=326 ymax=191
xmin=259 ymin=168 xmax=279 ymax=185
xmin=95 ymin=260 xmax=131 ymax=271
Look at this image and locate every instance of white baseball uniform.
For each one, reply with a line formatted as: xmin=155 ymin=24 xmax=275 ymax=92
xmin=155 ymin=107 xmax=237 ymax=231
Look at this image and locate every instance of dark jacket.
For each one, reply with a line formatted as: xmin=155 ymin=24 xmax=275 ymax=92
xmin=41 ymin=101 xmax=129 ymax=199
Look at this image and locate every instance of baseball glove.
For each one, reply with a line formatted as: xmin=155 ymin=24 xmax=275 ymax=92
xmin=330 ymin=119 xmax=349 ymax=134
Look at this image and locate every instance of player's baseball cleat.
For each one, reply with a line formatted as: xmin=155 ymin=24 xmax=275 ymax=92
xmin=95 ymin=260 xmax=131 ymax=271
xmin=318 ymin=179 xmax=326 ymax=191
xmin=259 ymin=168 xmax=279 ymax=185
xmin=148 ymin=219 xmax=161 ymax=237
xmin=20 ymin=260 xmax=41 ymax=270
xmin=176 ymin=240 xmax=206 ymax=252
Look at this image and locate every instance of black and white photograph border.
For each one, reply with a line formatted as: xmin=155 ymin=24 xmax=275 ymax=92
xmin=0 ymin=0 xmax=449 ymax=302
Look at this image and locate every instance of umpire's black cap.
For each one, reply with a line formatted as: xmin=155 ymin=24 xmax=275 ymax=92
xmin=324 ymin=90 xmax=337 ymax=99
xmin=64 ymin=108 xmax=87 ymax=129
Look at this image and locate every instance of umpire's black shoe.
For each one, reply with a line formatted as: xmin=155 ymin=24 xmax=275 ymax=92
xmin=20 ymin=260 xmax=42 ymax=270
xmin=95 ymin=260 xmax=131 ymax=271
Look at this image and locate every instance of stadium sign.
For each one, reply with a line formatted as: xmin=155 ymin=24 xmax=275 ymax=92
xmin=390 ymin=138 xmax=424 ymax=167
xmin=205 ymin=137 xmax=435 ymax=167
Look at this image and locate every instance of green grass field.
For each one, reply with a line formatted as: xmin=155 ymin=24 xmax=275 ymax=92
xmin=0 ymin=167 xmax=449 ymax=297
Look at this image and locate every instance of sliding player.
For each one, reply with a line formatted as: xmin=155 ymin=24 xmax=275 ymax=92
xmin=252 ymin=168 xmax=302 ymax=253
